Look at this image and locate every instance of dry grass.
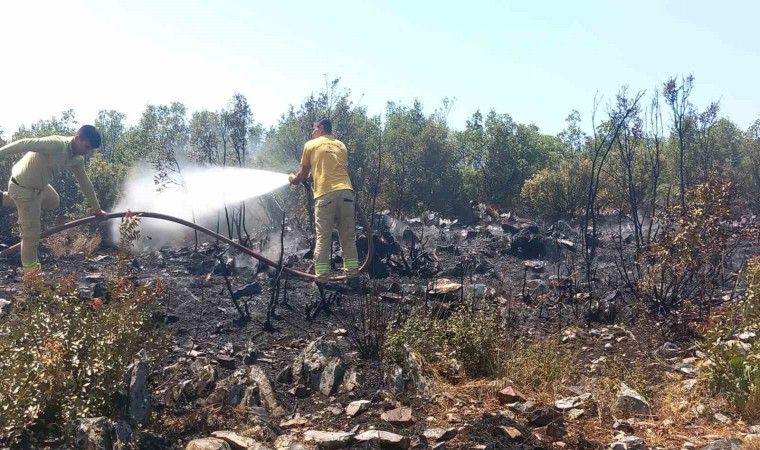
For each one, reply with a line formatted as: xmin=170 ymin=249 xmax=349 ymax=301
xmin=47 ymin=229 xmax=102 ymax=258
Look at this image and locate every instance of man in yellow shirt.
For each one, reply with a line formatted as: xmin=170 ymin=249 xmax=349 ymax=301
xmin=0 ymin=125 xmax=107 ymax=271
xmin=289 ymin=118 xmax=359 ymax=283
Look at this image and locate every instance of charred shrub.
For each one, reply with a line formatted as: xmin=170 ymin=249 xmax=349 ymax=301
xmin=335 ymin=290 xmax=395 ymax=360
xmin=639 ymin=178 xmax=738 ymax=314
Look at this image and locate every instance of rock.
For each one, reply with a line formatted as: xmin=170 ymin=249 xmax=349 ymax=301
xmin=208 ymin=372 xmax=249 ymax=407
xmin=494 ymin=426 xmax=523 ymax=440
xmin=386 ymin=347 xmax=434 ymax=397
xmin=355 ymin=430 xmax=410 ymax=449
xmin=338 ymin=366 xmax=360 ymax=393
xmin=346 ymin=400 xmax=371 ymax=417
xmin=508 ymin=400 xmax=536 ymax=415
xmin=216 ymin=354 xmax=237 ymax=370
xmin=427 ymin=278 xmax=462 ymax=295
xmin=713 ymin=412 xmax=731 ymax=424
xmin=610 ymin=435 xmax=646 ymax=450
xmin=498 ymin=386 xmax=526 ymax=404
xmin=554 ymin=393 xmax=592 ymax=410
xmin=186 ymin=437 xmax=232 ymax=450
xmin=276 ymin=365 xmax=292 ymax=383
xmin=526 ymin=408 xmax=563 ymax=427
xmin=320 ymin=358 xmax=347 ymax=396
xmin=568 ymin=408 xmax=585 ymax=420
xmin=698 ymin=439 xmax=741 ymax=450
xmin=303 ymin=430 xmax=354 ymax=449
xmin=179 ymin=359 xmax=217 ymax=400
xmin=423 ymin=428 xmax=457 ymax=442
xmin=749 ymin=425 xmax=760 ymax=434
xmin=613 ymin=418 xmax=635 ymax=433
xmin=510 ymin=228 xmax=561 ymax=260
xmin=273 ymin=435 xmax=307 ymax=450
xmin=289 ymin=384 xmax=311 ymax=398
xmin=547 ymin=421 xmax=566 ymax=438
xmin=112 ymin=421 xmax=133 ymax=446
xmin=65 ymin=417 xmax=113 ymax=450
xmin=656 ymin=342 xmax=680 ymax=358
xmin=281 ymin=417 xmax=309 ymax=429
xmin=382 ymin=407 xmax=415 ymax=426
xmin=210 ymin=431 xmax=257 ymax=449
xmin=292 ymin=338 xmax=347 ymax=396
xmin=125 ymin=349 xmax=150 ymax=425
xmin=615 ymin=383 xmax=652 ymax=416
xmin=248 ymin=366 xmax=285 ymax=417
xmin=0 ymin=298 xmax=10 ymax=317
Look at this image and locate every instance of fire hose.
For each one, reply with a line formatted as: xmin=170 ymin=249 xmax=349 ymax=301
xmin=0 ymin=207 xmax=374 ymax=282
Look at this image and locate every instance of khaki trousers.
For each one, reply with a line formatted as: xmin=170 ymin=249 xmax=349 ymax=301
xmin=7 ymin=180 xmax=60 ymax=270
xmin=314 ymin=189 xmax=359 ymax=281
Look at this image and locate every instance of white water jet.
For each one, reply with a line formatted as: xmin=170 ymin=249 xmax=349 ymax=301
xmin=110 ymin=163 xmax=291 ymax=249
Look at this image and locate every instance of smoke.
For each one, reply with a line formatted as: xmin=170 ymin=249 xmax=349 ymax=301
xmin=109 ymin=162 xmax=290 ymax=251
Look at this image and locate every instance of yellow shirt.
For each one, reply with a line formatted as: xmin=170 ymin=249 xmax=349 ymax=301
xmin=301 ymin=135 xmax=353 ymax=199
xmin=0 ymin=135 xmax=101 ymax=210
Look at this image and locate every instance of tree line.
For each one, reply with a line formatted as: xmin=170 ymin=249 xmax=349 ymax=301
xmin=0 ymin=75 xmax=757 ymax=232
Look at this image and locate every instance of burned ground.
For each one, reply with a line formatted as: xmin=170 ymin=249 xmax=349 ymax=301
xmin=0 ymin=206 xmax=758 ymax=450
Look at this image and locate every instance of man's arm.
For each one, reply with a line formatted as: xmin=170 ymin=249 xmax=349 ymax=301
xmin=289 ymin=164 xmax=311 ymax=185
xmin=0 ymin=137 xmax=62 ymax=159
xmin=69 ymin=158 xmax=105 ymax=215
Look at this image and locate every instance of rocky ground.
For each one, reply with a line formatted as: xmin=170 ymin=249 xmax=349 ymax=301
xmin=1 ymin=206 xmax=758 ymax=450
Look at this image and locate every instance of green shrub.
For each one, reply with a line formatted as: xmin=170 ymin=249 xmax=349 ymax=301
xmin=0 ymin=271 xmax=165 ymax=441
xmin=701 ymin=257 xmax=760 ymax=419
xmin=384 ymin=308 xmax=504 ymax=378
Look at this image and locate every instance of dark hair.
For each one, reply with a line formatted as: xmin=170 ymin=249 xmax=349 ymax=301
xmin=77 ymin=125 xmax=102 ymax=149
xmin=314 ymin=118 xmax=332 ymax=134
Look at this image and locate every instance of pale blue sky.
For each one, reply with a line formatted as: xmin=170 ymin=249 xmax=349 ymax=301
xmin=1 ymin=0 xmax=757 ymax=137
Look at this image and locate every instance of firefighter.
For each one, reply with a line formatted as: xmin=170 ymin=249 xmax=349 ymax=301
xmin=289 ymin=118 xmax=359 ymax=283
xmin=0 ymin=125 xmax=107 ymax=272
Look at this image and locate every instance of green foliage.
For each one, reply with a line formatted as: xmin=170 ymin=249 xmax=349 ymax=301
xmin=701 ymin=258 xmax=760 ymax=419
xmin=521 ymin=157 xmax=592 ymax=221
xmin=384 ymin=308 xmax=504 ymax=378
xmin=0 ymin=273 xmax=164 ymax=441
xmin=84 ymin=154 xmax=128 ymax=211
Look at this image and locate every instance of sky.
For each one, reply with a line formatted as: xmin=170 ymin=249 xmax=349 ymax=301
xmin=1 ymin=0 xmax=758 ymax=138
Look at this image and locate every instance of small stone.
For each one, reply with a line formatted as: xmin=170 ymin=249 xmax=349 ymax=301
xmin=497 ymin=386 xmax=526 ymax=404
xmin=749 ymin=425 xmax=760 ymax=434
xmin=382 ymin=407 xmax=415 ymax=427
xmin=568 ymin=409 xmax=585 ymax=420
xmin=303 ymin=430 xmax=354 ymax=449
xmin=508 ymin=400 xmax=536 ymax=415
xmin=334 ymin=328 xmax=348 ymax=335
xmin=289 ymin=384 xmax=310 ymax=398
xmin=423 ymin=428 xmax=458 ymax=442
xmin=215 ymin=354 xmax=237 ymax=370
xmin=186 ymin=437 xmax=232 ymax=450
xmin=355 ymin=430 xmax=410 ymax=449
xmin=613 ymin=418 xmax=636 ymax=433
xmin=547 ymin=422 xmax=565 ymax=438
xmin=610 ymin=435 xmax=646 ymax=450
xmin=527 ymin=408 xmax=563 ymax=427
xmin=494 ymin=426 xmax=523 ymax=440
xmin=698 ymin=439 xmax=741 ymax=450
xmin=346 ymin=400 xmax=371 ymax=417
xmin=615 ymin=383 xmax=652 ymax=416
xmin=446 ymin=413 xmax=462 ymax=423
xmin=713 ymin=412 xmax=731 ymax=424
xmin=210 ymin=431 xmax=256 ymax=449
xmin=280 ymin=417 xmax=309 ymax=429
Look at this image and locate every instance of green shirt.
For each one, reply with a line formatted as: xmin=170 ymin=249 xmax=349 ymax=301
xmin=0 ymin=135 xmax=101 ymax=211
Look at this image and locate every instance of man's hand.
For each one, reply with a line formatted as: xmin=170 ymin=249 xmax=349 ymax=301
xmin=288 ymin=173 xmax=298 ymax=185
xmin=92 ymin=209 xmax=107 ymax=218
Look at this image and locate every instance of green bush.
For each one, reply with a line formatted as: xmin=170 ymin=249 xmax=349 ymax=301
xmin=701 ymin=257 xmax=760 ymax=419
xmin=0 ymin=271 xmax=165 ymax=441
xmin=384 ymin=308 xmax=504 ymax=378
